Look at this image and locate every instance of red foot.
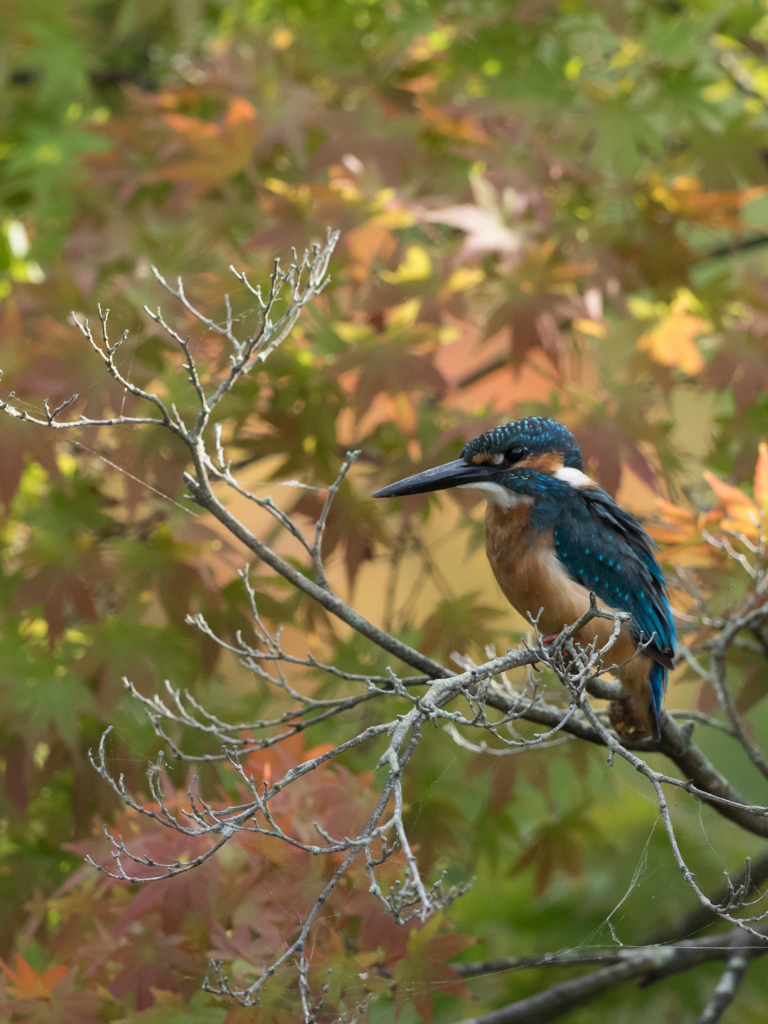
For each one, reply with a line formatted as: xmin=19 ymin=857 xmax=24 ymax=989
xmin=541 ymin=633 xmax=559 ymax=644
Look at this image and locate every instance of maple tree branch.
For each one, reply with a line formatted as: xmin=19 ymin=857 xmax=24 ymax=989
xmin=707 ymin=604 xmax=768 ymax=782
xmin=85 ymin=602 xmax=625 ymax=1008
xmin=529 ymin=618 xmax=768 ymax=938
xmin=149 ymin=265 xmax=243 ymax=353
xmin=455 ymin=947 xmax=636 ymax=976
xmin=73 ymin=305 xmax=176 ymax=427
xmin=459 ymin=849 xmax=768 ymax=980
xmin=182 ymin=452 xmax=457 ymax=678
xmin=444 ymin=724 xmax=574 ymax=756
xmin=200 ymin=726 xmax=468 ymax=1007
xmin=665 ymin=706 xmax=737 ymax=738
xmin=650 ymin=851 xmax=768 ymax=945
xmin=699 ymin=232 xmax=768 ymax=262
xmin=480 ymin=650 xmax=768 ymax=839
xmin=106 ymin=585 xmax=768 ymax=1005
xmin=696 ymin=948 xmax=751 ymax=1024
xmin=0 ymin=400 xmax=167 ymax=430
xmin=312 ymin=448 xmax=359 ymax=590
xmin=454 ymin=924 xmax=767 ymax=1024
xmin=206 ymin=423 xmax=316 ymax=550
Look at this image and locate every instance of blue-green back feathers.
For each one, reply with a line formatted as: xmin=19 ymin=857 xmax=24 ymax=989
xmin=551 ymin=484 xmax=676 ymax=719
xmin=499 ymin=468 xmax=676 ymax=724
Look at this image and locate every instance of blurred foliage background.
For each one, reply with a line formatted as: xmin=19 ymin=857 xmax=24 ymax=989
xmin=2 ymin=0 xmax=768 ymax=1020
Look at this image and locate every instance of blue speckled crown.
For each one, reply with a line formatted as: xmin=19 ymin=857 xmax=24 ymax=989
xmin=461 ymin=416 xmax=583 ymax=470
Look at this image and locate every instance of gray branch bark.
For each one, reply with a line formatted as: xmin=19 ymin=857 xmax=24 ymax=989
xmin=455 ymin=924 xmax=766 ymax=1024
xmin=696 ymin=948 xmax=751 ymax=1024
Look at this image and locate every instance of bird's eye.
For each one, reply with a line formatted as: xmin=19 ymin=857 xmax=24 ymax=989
xmin=505 ymin=444 xmax=528 ymax=464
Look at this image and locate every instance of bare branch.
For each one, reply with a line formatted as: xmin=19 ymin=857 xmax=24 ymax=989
xmin=454 ymin=925 xmax=766 ymax=1024
xmin=696 ymin=948 xmax=751 ymax=1024
xmin=709 ymin=604 xmax=768 ymax=781
xmin=651 ymin=851 xmax=768 ymax=945
xmin=312 ymin=449 xmax=359 ymax=589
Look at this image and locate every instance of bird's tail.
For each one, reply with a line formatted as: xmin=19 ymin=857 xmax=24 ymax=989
xmin=648 ymin=662 xmax=667 ymax=740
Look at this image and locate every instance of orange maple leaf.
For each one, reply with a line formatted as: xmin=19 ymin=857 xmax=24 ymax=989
xmin=0 ymin=955 xmax=67 ymax=999
xmin=637 ymin=303 xmax=707 ymax=376
xmin=652 ymin=446 xmax=768 ymax=561
xmin=702 ymin=467 xmax=762 ymax=536
xmin=148 ymin=97 xmax=258 ymax=197
xmin=345 ymin=221 xmax=397 ymax=281
xmin=651 ymin=175 xmax=766 ymax=229
xmin=702 ymin=470 xmax=754 ymax=513
xmin=414 ymin=97 xmax=488 ymax=144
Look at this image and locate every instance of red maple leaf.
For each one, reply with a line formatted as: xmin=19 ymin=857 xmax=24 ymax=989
xmin=393 ymin=916 xmax=475 ymax=1022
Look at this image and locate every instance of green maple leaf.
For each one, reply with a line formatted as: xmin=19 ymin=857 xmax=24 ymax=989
xmin=393 ymin=914 xmax=475 ymax=1023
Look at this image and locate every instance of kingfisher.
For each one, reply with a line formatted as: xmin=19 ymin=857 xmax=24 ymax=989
xmin=373 ymin=417 xmax=676 ymax=738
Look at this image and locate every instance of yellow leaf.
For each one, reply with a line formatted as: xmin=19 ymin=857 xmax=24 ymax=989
xmin=370 ymin=187 xmax=397 ymax=211
xmin=444 ymin=267 xmax=485 ymax=293
xmin=628 ymin=296 xmax=662 ymax=319
xmin=406 ymin=25 xmax=456 ymax=61
xmin=672 ymin=175 xmax=700 ymax=192
xmin=701 ymin=79 xmax=736 ymax=103
xmin=425 ymin=27 xmax=456 ymax=51
xmin=333 ymin=321 xmax=373 ymax=344
xmin=384 ymin=297 xmax=421 ymax=328
xmin=438 ymin=325 xmax=462 ymax=344
xmin=609 ymin=37 xmax=644 ymax=69
xmin=380 ymin=245 xmax=432 ymax=283
xmin=264 ymin=177 xmax=292 ymax=195
xmin=370 ymin=207 xmax=417 ymax=228
xmin=753 ymin=66 xmax=768 ymax=98
xmin=637 ymin=312 xmax=707 ymax=375
xmin=670 ymin=287 xmax=704 ymax=315
xmin=573 ymin=318 xmax=606 ymax=338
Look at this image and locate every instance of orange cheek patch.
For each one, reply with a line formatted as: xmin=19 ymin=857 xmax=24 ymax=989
xmin=518 ymin=451 xmax=564 ymax=475
xmin=472 ymin=452 xmax=498 ymax=465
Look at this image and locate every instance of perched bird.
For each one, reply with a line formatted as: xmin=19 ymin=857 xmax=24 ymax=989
xmin=373 ymin=417 xmax=676 ymax=738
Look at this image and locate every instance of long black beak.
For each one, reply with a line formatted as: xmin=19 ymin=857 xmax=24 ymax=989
xmin=372 ymin=459 xmax=501 ymax=498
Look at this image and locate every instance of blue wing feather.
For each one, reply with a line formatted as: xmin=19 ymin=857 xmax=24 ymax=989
xmin=548 ymin=486 xmax=677 ymax=722
xmin=500 ymin=467 xmax=676 ymax=728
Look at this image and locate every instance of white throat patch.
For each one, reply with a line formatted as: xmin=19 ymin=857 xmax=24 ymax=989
xmin=460 ymin=481 xmax=534 ymax=510
xmin=555 ymin=466 xmax=595 ymax=489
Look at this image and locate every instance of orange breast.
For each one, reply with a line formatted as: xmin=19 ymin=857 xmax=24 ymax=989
xmin=484 ymin=502 xmax=655 ymax=728
xmin=485 ymin=502 xmax=586 ymax=634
